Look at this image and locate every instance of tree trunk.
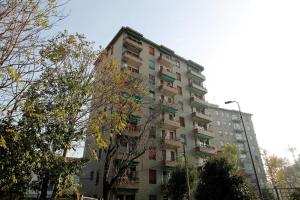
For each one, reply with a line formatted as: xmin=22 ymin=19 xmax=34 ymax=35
xmin=103 ymin=179 xmax=111 ymax=200
xmin=51 ymin=148 xmax=68 ymax=200
xmin=40 ymin=171 xmax=50 ymax=200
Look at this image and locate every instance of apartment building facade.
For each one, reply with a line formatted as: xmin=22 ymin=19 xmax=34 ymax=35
xmin=207 ymin=106 xmax=268 ymax=188
xmin=80 ymin=27 xmax=216 ymax=200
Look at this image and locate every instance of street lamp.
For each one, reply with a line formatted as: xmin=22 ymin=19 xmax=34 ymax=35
xmin=225 ymin=101 xmax=263 ymax=199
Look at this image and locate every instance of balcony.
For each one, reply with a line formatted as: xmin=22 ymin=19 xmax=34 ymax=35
xmin=115 ymin=175 xmax=139 ymax=191
xmin=190 ymin=96 xmax=210 ymax=109
xmin=160 ymin=99 xmax=177 ymax=114
xmin=124 ymin=125 xmax=141 ymax=137
xmin=159 ymin=68 xmax=176 ymax=82
xmin=187 ymin=70 xmax=206 ymax=82
xmin=193 ymin=128 xmax=214 ymax=140
xmin=190 ymin=82 xmax=208 ymax=94
xmin=128 ymin=114 xmax=141 ymax=123
xmin=159 ymin=84 xmax=178 ymax=96
xmin=195 ymin=145 xmax=217 ymax=156
xmin=161 ymin=118 xmax=180 ymax=130
xmin=163 ymin=138 xmax=181 ymax=149
xmin=123 ymin=36 xmax=143 ymax=51
xmin=116 ymin=151 xmax=141 ymax=163
xmin=122 ymin=51 xmax=143 ymax=68
xmin=163 ymin=160 xmax=177 ymax=168
xmin=192 ymin=112 xmax=212 ymax=124
xmin=158 ymin=54 xmax=176 ymax=68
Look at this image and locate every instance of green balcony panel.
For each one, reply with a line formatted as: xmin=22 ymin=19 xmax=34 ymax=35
xmin=132 ymin=95 xmax=142 ymax=103
xmin=191 ymin=84 xmax=208 ymax=94
xmin=128 ymin=114 xmax=141 ymax=123
xmin=188 ymin=70 xmax=206 ymax=82
xmin=163 ymin=106 xmax=177 ymax=114
xmin=194 ymin=133 xmax=214 ymax=140
xmin=159 ymin=72 xmax=176 ymax=82
xmin=163 ymin=166 xmax=175 ymax=173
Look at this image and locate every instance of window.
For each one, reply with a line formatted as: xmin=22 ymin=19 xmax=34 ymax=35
xmin=179 ymin=101 xmax=183 ymax=111
xmin=176 ymin=60 xmax=180 ymax=68
xmin=179 ymin=117 xmax=185 ymax=127
xmin=180 ymin=134 xmax=186 ymax=145
xmin=128 ymin=66 xmax=139 ymax=74
xmin=149 ymin=169 xmax=156 ymax=184
xmin=177 ymin=86 xmax=182 ymax=95
xmin=149 ymin=90 xmax=155 ymax=99
xmin=110 ymin=45 xmax=114 ymax=55
xmin=98 ymin=149 xmax=102 ymax=159
xmin=149 ymin=74 xmax=155 ymax=85
xmin=161 ymin=130 xmax=166 ymax=139
xmin=90 ymin=171 xmax=94 ymax=181
xmin=149 ymin=147 xmax=156 ymax=160
xmin=240 ymin=154 xmax=247 ymax=159
xmin=176 ymin=72 xmax=181 ymax=81
xmin=148 ymin=60 xmax=155 ymax=70
xmin=217 ymin=121 xmax=221 ymax=126
xmin=162 ymin=150 xmax=166 ymax=160
xmin=149 ymin=195 xmax=157 ymax=200
xmin=170 ymin=131 xmax=175 ymax=139
xmin=149 ymin=46 xmax=155 ymax=56
xmin=95 ymin=171 xmax=99 ymax=185
xmin=149 ymin=126 xmax=156 ymax=138
xmin=215 ymin=111 xmax=219 ymax=115
xmin=171 ymin=151 xmax=175 ymax=161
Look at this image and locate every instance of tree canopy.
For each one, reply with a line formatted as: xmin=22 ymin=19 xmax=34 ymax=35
xmin=195 ymin=158 xmax=257 ymax=200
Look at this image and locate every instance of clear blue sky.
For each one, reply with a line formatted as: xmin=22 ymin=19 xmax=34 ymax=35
xmin=60 ymin=0 xmax=300 ymax=161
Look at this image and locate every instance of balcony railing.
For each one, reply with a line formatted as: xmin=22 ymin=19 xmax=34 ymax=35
xmin=190 ymin=82 xmax=208 ymax=94
xmin=190 ymin=96 xmax=210 ymax=108
xmin=158 ymin=54 xmax=176 ymax=68
xmin=159 ymin=68 xmax=176 ymax=82
xmin=192 ymin=112 xmax=212 ymax=124
xmin=161 ymin=117 xmax=180 ymax=130
xmin=125 ymin=125 xmax=141 ymax=137
xmin=123 ymin=36 xmax=143 ymax=51
xmin=193 ymin=128 xmax=214 ymax=139
xmin=163 ymin=138 xmax=181 ymax=149
xmin=115 ymin=174 xmax=139 ymax=190
xmin=122 ymin=51 xmax=143 ymax=68
xmin=159 ymin=83 xmax=178 ymax=96
xmin=195 ymin=145 xmax=217 ymax=156
xmin=187 ymin=70 xmax=206 ymax=82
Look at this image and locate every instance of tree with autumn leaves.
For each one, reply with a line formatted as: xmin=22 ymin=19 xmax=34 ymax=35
xmin=0 ymin=1 xmax=152 ymax=198
xmin=262 ymin=149 xmax=300 ymax=199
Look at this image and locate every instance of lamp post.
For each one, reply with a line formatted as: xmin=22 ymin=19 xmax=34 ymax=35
xmin=225 ymin=101 xmax=263 ymax=199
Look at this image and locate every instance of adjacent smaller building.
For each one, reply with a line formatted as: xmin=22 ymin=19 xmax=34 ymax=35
xmin=208 ymin=106 xmax=268 ymax=188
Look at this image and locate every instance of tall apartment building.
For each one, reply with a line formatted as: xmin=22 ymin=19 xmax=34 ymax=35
xmin=207 ymin=106 xmax=268 ymax=188
xmin=80 ymin=27 xmax=217 ymax=200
